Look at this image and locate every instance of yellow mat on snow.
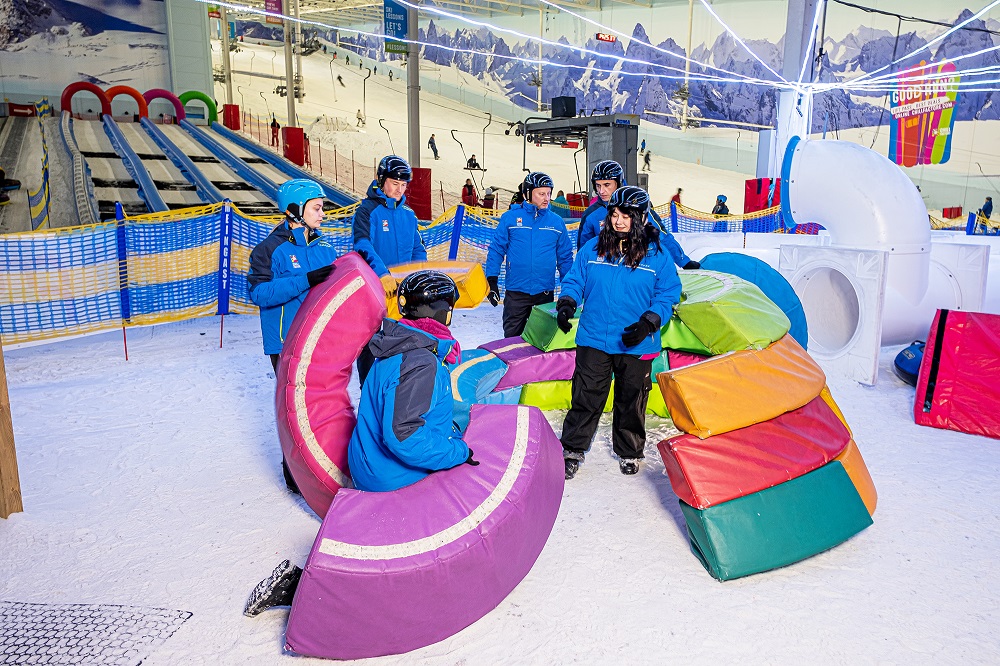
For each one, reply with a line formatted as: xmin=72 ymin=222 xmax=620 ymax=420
xmin=386 ymin=261 xmax=489 ymax=319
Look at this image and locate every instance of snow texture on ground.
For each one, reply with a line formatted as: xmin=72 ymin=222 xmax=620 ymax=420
xmin=2 ymin=304 xmax=999 ymax=664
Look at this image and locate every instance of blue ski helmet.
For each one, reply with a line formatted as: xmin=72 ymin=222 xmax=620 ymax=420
xmin=276 ymin=179 xmax=325 ymax=219
xmin=717 ymin=194 xmax=727 ymax=203
xmin=522 ymin=171 xmax=554 ymax=200
xmin=591 ymin=160 xmax=625 ymax=193
xmin=378 ymin=155 xmax=412 ymax=187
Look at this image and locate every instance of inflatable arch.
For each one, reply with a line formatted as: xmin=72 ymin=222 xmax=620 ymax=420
xmin=178 ymin=90 xmax=218 ymax=124
xmin=105 ymin=85 xmax=148 ymax=118
xmin=60 ymin=82 xmax=112 ymax=116
xmin=142 ymin=88 xmax=186 ymax=120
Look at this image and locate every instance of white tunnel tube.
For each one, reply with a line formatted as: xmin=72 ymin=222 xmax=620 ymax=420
xmin=782 ymin=137 xmax=937 ymax=346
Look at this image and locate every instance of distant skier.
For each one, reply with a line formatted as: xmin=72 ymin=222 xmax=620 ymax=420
xmin=270 ymin=117 xmax=280 ymax=147
xmin=356 ymin=109 xmax=365 ymax=127
xmin=336 ymin=75 xmax=345 ymax=87
xmin=712 ymin=195 xmax=730 ymax=216
xmin=642 ymin=150 xmax=651 ymax=172
xmin=670 ymin=188 xmax=682 ymax=206
xmin=467 ymin=154 xmax=481 ymax=170
xmin=428 ymin=133 xmax=439 ymax=160
xmin=640 ymin=138 xmax=646 ymax=153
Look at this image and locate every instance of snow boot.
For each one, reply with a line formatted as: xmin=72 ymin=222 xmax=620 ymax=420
xmin=1 ymin=179 xmax=21 ymax=192
xmin=244 ymin=560 xmax=303 ymax=617
xmin=564 ymin=458 xmax=580 ymax=480
xmin=619 ymin=458 xmax=640 ymax=476
xmin=0 ymin=192 xmax=9 ymax=206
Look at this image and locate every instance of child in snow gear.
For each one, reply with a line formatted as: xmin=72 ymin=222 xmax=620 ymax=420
xmin=712 ymin=195 xmax=730 ymax=216
xmin=558 ymin=186 xmax=682 ymax=479
xmin=485 ymin=172 xmax=574 ymax=337
xmin=578 ymin=160 xmax=698 ymax=269
xmin=248 ymin=178 xmax=339 ymax=492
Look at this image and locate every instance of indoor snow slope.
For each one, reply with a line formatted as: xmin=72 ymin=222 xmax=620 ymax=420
xmin=1 ymin=306 xmax=999 ymax=663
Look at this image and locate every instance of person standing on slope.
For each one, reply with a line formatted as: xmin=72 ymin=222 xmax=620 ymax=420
xmin=557 ymin=186 xmax=682 ymax=480
xmin=578 ymin=161 xmax=699 ymax=269
xmin=485 ymin=172 xmax=573 ymax=338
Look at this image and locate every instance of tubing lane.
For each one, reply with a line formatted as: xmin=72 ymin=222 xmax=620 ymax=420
xmin=210 ymin=122 xmax=356 ymax=207
xmin=140 ymin=118 xmax=224 ymax=204
xmin=102 ymin=115 xmax=168 ymax=213
xmin=179 ymin=119 xmax=279 ymax=203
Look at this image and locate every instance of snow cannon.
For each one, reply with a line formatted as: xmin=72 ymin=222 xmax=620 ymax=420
xmin=275 ymin=252 xmax=387 ymax=518
xmin=284 ymin=404 xmax=565 ymax=660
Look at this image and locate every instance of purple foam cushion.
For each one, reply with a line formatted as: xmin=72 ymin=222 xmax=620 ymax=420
xmin=284 ymin=404 xmax=565 ymax=660
xmin=480 ymin=337 xmax=577 ymax=391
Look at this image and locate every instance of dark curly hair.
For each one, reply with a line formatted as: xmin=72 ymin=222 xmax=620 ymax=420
xmin=595 ymin=208 xmax=661 ymax=268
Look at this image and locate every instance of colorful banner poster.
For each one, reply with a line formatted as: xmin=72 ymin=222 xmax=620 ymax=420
xmin=207 ymin=4 xmax=221 ymax=18
xmin=384 ymin=0 xmax=409 ymax=54
xmin=888 ymin=61 xmax=960 ymax=167
xmin=265 ymin=0 xmax=284 ymax=25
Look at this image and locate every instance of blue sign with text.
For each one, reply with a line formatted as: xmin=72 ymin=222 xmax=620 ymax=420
xmin=383 ymin=0 xmax=408 ymax=54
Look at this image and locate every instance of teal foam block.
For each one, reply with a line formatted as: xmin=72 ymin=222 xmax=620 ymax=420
xmin=679 ymin=461 xmax=873 ymax=581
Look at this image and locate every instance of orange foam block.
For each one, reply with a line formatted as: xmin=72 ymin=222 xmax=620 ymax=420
xmin=656 ymin=334 xmax=826 ymax=438
xmin=835 ymin=439 xmax=877 ymax=515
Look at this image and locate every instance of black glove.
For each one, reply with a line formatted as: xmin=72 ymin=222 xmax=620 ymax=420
xmin=683 ymin=260 xmax=701 ymax=270
xmin=307 ymin=264 xmax=335 ymax=287
xmin=465 ymin=448 xmax=480 ymax=466
xmin=621 ymin=311 xmax=661 ymax=348
xmin=556 ymin=296 xmax=577 ymax=333
xmin=487 ymin=276 xmax=501 ymax=307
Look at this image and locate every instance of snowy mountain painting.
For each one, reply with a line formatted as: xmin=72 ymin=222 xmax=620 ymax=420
xmin=332 ymin=7 xmax=998 ymax=132
xmin=0 ymin=0 xmax=170 ymax=103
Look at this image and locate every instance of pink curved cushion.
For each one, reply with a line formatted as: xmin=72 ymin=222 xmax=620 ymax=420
xmin=285 ymin=404 xmax=565 ymax=660
xmin=479 ymin=336 xmax=577 ymax=390
xmin=276 ymin=252 xmax=387 ymax=518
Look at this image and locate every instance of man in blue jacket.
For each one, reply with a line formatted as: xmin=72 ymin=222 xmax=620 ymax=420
xmin=578 ymin=160 xmax=699 ymax=270
xmin=349 ymin=270 xmax=477 ymax=492
xmin=248 ymin=178 xmax=338 ymax=492
xmin=485 ymin=171 xmax=574 ymax=338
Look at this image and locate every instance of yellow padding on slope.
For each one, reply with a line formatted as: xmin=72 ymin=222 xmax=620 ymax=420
xmin=834 ymin=439 xmax=877 ymax=515
xmin=820 ymin=385 xmax=853 ymax=437
xmin=656 ymin=334 xmax=826 ymax=439
xmin=386 ymin=261 xmax=489 ymax=319
xmin=128 ymin=243 xmax=219 ymax=284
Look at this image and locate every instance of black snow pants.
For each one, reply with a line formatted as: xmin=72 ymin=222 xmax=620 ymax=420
xmin=560 ymin=345 xmax=652 ymax=461
xmin=502 ymin=290 xmax=554 ymax=338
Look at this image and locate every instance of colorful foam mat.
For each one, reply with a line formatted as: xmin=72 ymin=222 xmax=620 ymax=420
xmin=834 ymin=439 xmax=877 ymax=515
xmin=516 ymin=379 xmax=669 ymax=417
xmin=479 ymin=336 xmax=577 ymax=390
xmin=659 ymin=394 xmax=852 ymax=509
xmin=657 ymin=334 xmax=826 ymax=438
xmin=521 ymin=301 xmax=581 ymax=351
xmin=679 ymin=461 xmax=873 ymax=581
xmin=386 ymin=260 xmax=489 ymax=319
xmin=674 ymin=270 xmax=791 ymax=355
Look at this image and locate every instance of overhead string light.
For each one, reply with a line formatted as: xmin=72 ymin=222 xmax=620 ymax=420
xmin=796 ymin=0 xmax=826 ymax=86
xmin=817 ymin=44 xmax=1000 ymax=94
xmin=203 ymin=0 xmax=791 ymax=89
xmin=533 ymin=0 xmax=789 ymax=87
xmin=695 ymin=0 xmax=789 ymax=85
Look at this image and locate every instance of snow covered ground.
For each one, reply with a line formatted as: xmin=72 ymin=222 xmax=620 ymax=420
xmin=2 ymin=305 xmax=999 ymax=664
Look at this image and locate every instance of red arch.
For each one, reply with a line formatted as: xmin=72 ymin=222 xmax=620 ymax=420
xmin=60 ymin=82 xmax=112 ymax=116
xmin=105 ymin=85 xmax=149 ymax=118
xmin=142 ymin=88 xmax=186 ymax=120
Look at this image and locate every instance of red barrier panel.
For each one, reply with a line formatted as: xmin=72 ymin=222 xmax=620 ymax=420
xmin=282 ymin=126 xmax=305 ymax=166
xmin=60 ymin=82 xmax=112 ymax=115
xmin=105 ymin=86 xmax=148 ymax=119
xmin=408 ymin=167 xmax=433 ymax=221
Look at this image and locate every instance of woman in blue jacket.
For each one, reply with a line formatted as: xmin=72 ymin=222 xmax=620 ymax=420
xmin=556 ymin=186 xmax=682 ymax=479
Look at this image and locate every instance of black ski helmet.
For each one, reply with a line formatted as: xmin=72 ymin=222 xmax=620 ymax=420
xmin=397 ymin=270 xmax=460 ymax=325
xmin=608 ymin=185 xmax=650 ymax=227
xmin=591 ymin=160 xmax=625 ymax=193
xmin=377 ymin=155 xmax=413 ymax=188
xmin=522 ymin=171 xmax=554 ymax=200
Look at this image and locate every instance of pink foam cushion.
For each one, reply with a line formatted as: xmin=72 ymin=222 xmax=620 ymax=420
xmin=657 ymin=395 xmax=851 ymax=509
xmin=276 ymin=252 xmax=387 ymax=518
xmin=479 ymin=336 xmax=577 ymax=390
xmin=285 ymin=404 xmax=565 ymax=660
xmin=667 ymin=349 xmax=712 ymax=369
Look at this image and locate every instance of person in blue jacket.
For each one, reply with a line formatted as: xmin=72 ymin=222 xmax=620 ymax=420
xmin=556 ymin=186 xmax=682 ymax=480
xmin=348 ymin=270 xmax=477 ymax=493
xmin=248 ymin=178 xmax=338 ymax=372
xmin=353 ymin=155 xmax=429 ymax=384
xmin=578 ymin=160 xmax=699 ymax=270
xmin=484 ymin=171 xmax=574 ymax=338
xmin=248 ymin=178 xmax=339 ymax=493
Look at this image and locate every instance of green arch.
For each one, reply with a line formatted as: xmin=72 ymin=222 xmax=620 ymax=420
xmin=178 ymin=90 xmax=218 ymax=124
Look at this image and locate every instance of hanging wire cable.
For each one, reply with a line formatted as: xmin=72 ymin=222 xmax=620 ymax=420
xmin=869 ymin=17 xmax=902 ymax=148
xmin=830 ymin=0 xmax=1000 ymax=37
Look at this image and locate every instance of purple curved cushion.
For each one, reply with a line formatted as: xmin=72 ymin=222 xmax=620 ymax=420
xmin=284 ymin=404 xmax=565 ymax=660
xmin=480 ymin=336 xmax=577 ymax=391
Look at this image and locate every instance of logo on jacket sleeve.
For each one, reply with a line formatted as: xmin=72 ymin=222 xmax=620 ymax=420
xmin=289 ymin=254 xmax=302 ymax=269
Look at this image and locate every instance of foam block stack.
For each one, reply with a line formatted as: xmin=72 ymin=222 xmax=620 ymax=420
xmin=656 ymin=335 xmax=876 ymax=581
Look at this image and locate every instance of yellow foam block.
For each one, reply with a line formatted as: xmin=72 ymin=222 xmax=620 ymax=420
xmin=656 ymin=334 xmax=826 ymax=438
xmin=820 ymin=385 xmax=853 ymax=437
xmin=386 ymin=261 xmax=490 ymax=319
xmin=834 ymin=439 xmax=877 ymax=515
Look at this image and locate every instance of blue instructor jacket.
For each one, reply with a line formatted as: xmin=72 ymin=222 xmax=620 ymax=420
xmin=561 ymin=236 xmax=682 ymax=357
xmin=484 ymin=202 xmax=574 ymax=295
xmin=578 ymin=201 xmax=691 ymax=267
xmin=348 ymin=319 xmax=470 ymax=492
xmin=353 ymin=181 xmax=428 ymax=277
xmin=248 ymin=221 xmax=339 ymax=355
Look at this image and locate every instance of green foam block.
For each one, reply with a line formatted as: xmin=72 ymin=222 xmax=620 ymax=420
xmin=676 ymin=271 xmax=791 ymax=354
xmin=522 ymin=301 xmax=581 ymax=351
xmin=518 ymin=379 xmax=669 ymax=417
xmin=679 ymin=461 xmax=872 ymax=581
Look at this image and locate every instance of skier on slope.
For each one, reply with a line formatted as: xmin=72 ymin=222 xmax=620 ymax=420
xmin=578 ymin=160 xmax=699 ymax=270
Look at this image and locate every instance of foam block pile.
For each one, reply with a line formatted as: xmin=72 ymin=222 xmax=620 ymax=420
xmin=656 ymin=335 xmax=877 ymax=581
